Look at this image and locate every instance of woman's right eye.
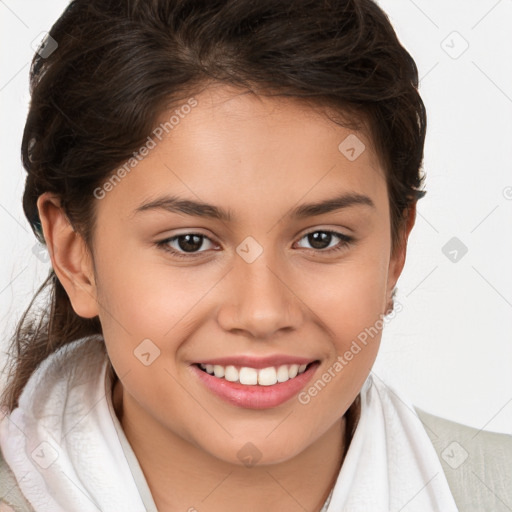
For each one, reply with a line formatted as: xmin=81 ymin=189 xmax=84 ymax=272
xmin=155 ymin=233 xmax=218 ymax=258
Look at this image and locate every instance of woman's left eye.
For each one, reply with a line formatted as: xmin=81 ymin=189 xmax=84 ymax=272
xmin=155 ymin=229 xmax=354 ymax=259
xmin=295 ymin=230 xmax=354 ymax=253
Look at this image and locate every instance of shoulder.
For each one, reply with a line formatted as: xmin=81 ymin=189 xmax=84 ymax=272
xmin=415 ymin=406 xmax=512 ymax=512
xmin=0 ymin=446 xmax=35 ymax=512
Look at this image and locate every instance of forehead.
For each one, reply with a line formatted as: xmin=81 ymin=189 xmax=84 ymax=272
xmin=96 ymin=84 xmax=387 ymax=222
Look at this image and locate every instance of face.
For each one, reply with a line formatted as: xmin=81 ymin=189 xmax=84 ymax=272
xmin=40 ymin=84 xmax=412 ymax=466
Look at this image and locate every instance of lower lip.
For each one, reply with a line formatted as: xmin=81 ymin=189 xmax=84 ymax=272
xmin=191 ymin=362 xmax=319 ymax=409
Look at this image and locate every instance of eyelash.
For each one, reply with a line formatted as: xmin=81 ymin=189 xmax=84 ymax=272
xmin=155 ymin=229 xmax=354 ymax=259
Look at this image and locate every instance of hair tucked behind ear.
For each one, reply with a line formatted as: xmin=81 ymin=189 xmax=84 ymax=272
xmin=1 ymin=0 xmax=426 ymax=411
xmin=1 ymin=272 xmax=102 ymax=410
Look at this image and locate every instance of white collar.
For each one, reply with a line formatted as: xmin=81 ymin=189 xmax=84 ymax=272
xmin=0 ymin=336 xmax=458 ymax=512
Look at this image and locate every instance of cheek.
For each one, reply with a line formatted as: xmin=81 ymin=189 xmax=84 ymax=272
xmin=302 ymin=246 xmax=389 ymax=337
xmin=295 ymin=265 xmax=387 ymax=416
xmin=297 ymin=244 xmax=389 ymax=386
xmin=95 ymin=245 xmax=217 ymax=335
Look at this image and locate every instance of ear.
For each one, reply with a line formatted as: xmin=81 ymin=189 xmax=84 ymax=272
xmin=36 ymin=192 xmax=100 ymax=319
xmin=385 ymin=202 xmax=417 ymax=311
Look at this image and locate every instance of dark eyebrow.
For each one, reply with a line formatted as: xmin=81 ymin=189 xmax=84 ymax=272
xmin=289 ymin=192 xmax=375 ymax=219
xmin=132 ymin=192 xmax=375 ymax=221
xmin=132 ymin=195 xmax=234 ymax=221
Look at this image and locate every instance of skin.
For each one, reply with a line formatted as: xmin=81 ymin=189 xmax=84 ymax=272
xmin=38 ymin=83 xmax=415 ymax=512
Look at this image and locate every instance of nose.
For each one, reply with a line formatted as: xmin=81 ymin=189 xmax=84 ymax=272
xmin=216 ymin=253 xmax=304 ymax=340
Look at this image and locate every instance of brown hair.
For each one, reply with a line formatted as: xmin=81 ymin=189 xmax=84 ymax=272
xmin=1 ymin=0 xmax=426 ymax=410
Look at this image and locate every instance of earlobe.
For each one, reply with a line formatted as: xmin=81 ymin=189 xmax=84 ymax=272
xmin=36 ymin=192 xmax=100 ymax=319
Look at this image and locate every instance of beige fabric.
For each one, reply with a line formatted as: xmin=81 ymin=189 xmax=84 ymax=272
xmin=415 ymin=407 xmax=512 ymax=512
xmin=0 ymin=447 xmax=34 ymax=512
xmin=1 ymin=408 xmax=511 ymax=511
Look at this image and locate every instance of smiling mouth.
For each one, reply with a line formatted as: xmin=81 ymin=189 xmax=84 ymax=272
xmin=195 ymin=362 xmax=317 ymax=386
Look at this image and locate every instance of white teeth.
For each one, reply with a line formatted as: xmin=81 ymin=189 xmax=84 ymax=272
xmin=258 ymin=367 xmax=277 ymax=386
xmin=276 ymin=365 xmax=290 ymax=383
xmin=213 ymin=365 xmax=225 ymax=378
xmin=239 ymin=367 xmax=258 ymax=385
xmin=289 ymin=364 xmax=299 ymax=378
xmin=224 ymin=365 xmax=238 ymax=382
xmin=198 ymin=362 xmax=311 ymax=386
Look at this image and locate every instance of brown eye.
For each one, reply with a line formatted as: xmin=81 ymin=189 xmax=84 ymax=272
xmin=295 ymin=230 xmax=353 ymax=253
xmin=156 ymin=233 xmax=217 ymax=258
xmin=306 ymin=231 xmax=334 ymax=250
xmin=173 ymin=234 xmax=205 ymax=252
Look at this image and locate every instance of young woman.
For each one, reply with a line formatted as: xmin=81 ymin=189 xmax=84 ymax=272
xmin=1 ymin=1 xmax=511 ymax=511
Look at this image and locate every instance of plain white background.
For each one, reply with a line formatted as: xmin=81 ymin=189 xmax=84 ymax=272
xmin=1 ymin=0 xmax=511 ymax=434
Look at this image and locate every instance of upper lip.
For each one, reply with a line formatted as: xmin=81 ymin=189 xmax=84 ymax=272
xmin=195 ymin=355 xmax=318 ymax=369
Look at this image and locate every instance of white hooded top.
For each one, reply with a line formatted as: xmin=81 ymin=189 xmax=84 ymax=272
xmin=0 ymin=335 xmax=459 ymax=512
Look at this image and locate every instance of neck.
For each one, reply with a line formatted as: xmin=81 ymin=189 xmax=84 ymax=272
xmin=112 ymin=374 xmax=360 ymax=512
